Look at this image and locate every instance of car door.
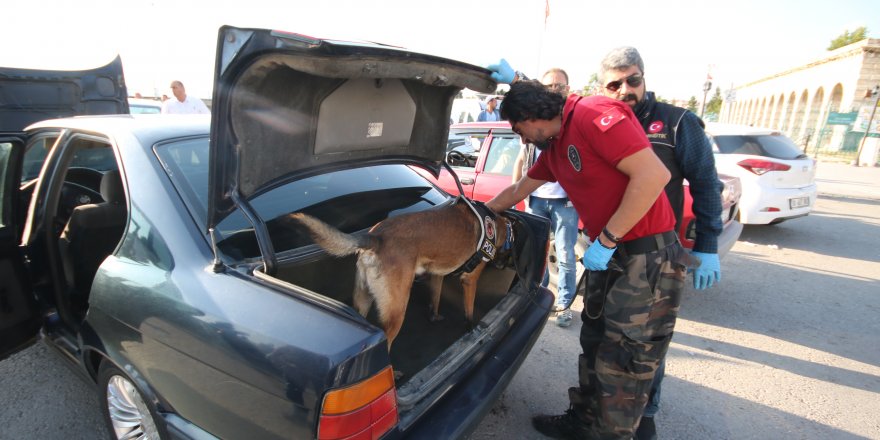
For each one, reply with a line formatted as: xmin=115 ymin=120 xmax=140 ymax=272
xmin=472 ymin=130 xmax=526 ymax=211
xmin=0 ymin=135 xmax=40 ymax=360
xmin=435 ymin=130 xmax=487 ymax=198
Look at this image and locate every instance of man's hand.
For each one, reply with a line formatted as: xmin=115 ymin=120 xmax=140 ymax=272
xmin=581 ymin=241 xmax=615 ymax=271
xmin=487 ymin=59 xmax=515 ymax=84
xmin=691 ymin=251 xmax=721 ymax=289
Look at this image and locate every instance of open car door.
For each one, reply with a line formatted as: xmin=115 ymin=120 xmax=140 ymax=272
xmin=0 ymin=135 xmax=39 ymax=360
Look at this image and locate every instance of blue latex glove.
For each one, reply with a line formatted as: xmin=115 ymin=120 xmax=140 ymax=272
xmin=487 ymin=59 xmax=515 ymax=84
xmin=581 ymin=241 xmax=615 ymax=271
xmin=691 ymin=252 xmax=721 ymax=290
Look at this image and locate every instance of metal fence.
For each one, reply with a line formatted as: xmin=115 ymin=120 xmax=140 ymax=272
xmin=796 ymin=126 xmax=868 ymax=163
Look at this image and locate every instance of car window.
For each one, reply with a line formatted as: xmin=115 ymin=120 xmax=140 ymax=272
xmin=483 ymin=135 xmax=522 ymax=176
xmin=21 ymin=135 xmax=59 ymax=182
xmin=130 ymin=104 xmax=161 ymax=114
xmin=713 ymin=134 xmax=806 ymax=160
xmin=156 ymin=138 xmax=449 ymax=258
xmin=446 ymin=131 xmax=485 ymax=169
xmin=0 ymin=142 xmax=11 ymax=227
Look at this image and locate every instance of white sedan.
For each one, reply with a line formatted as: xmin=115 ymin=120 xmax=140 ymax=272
xmin=706 ymin=123 xmax=817 ymax=225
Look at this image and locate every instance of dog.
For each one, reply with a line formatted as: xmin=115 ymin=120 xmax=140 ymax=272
xmin=283 ymin=199 xmax=513 ymax=351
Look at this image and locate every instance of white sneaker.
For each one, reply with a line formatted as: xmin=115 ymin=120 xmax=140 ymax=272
xmin=556 ymin=309 xmax=572 ymax=327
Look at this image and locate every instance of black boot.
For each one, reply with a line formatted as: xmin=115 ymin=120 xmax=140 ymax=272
xmin=634 ymin=416 xmax=657 ymax=440
xmin=531 ymin=409 xmax=591 ymax=439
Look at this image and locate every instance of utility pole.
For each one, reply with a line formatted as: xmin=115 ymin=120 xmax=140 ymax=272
xmin=700 ymin=78 xmax=712 ymax=119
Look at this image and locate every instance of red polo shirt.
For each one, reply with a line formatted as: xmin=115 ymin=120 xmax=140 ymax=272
xmin=527 ymin=95 xmax=675 ymax=241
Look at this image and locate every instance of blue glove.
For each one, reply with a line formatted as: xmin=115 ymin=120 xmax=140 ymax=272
xmin=487 ymin=58 xmax=515 ymax=84
xmin=691 ymin=252 xmax=721 ymax=290
xmin=581 ymin=241 xmax=615 ymax=271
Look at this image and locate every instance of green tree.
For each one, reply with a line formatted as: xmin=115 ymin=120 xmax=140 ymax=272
xmin=579 ymin=73 xmax=601 ymax=96
xmin=827 ymin=26 xmax=868 ymax=51
xmin=706 ymin=87 xmax=723 ymax=115
xmin=687 ymin=96 xmax=698 ymax=113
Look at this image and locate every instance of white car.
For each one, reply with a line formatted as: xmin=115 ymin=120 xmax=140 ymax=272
xmin=705 ymin=123 xmax=817 ymax=225
xmin=127 ymin=97 xmax=162 ymax=114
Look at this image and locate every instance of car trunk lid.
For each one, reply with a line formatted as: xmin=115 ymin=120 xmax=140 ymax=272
xmin=207 ymin=26 xmax=496 ymax=272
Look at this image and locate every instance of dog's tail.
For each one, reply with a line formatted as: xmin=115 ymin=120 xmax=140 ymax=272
xmin=286 ymin=213 xmax=367 ymax=257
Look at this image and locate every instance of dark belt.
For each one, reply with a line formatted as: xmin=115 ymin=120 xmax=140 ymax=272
xmin=616 ymin=230 xmax=677 ymax=259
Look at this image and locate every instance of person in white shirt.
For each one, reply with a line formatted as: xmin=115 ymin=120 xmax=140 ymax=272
xmin=161 ymin=81 xmax=210 ymax=114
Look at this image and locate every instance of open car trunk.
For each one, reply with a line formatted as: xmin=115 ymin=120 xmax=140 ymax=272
xmin=242 ymin=205 xmax=549 ymax=419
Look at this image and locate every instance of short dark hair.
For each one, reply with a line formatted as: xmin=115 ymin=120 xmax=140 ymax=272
xmin=500 ymin=80 xmax=565 ymax=124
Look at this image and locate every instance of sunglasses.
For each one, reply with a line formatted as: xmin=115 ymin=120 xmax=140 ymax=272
xmin=604 ymin=73 xmax=643 ymax=92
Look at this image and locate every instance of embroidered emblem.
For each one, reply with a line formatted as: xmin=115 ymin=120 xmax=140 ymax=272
xmin=648 ymin=121 xmax=664 ymax=134
xmin=484 ymin=216 xmax=496 ymax=240
xmin=593 ymin=107 xmax=627 ymax=132
xmin=567 ymin=144 xmax=582 ymax=172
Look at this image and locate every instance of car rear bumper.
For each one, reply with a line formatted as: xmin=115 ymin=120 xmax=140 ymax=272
xmin=394 ymin=287 xmax=554 ymax=439
xmin=740 ymin=183 xmax=818 ymax=224
xmin=717 ymin=220 xmax=743 ymax=260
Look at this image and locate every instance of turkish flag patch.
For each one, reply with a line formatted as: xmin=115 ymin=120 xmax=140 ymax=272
xmin=648 ymin=120 xmax=665 ymax=133
xmin=593 ymin=107 xmax=627 ymax=132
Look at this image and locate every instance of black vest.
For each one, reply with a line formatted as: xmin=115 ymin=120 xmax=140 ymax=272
xmin=633 ymin=92 xmax=692 ymax=231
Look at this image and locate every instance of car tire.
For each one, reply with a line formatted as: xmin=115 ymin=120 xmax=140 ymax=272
xmin=98 ymin=360 xmax=168 ymax=440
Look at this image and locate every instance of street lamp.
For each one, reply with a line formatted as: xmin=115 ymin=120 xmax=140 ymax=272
xmin=855 ymin=85 xmax=880 ymax=166
xmin=700 ymin=79 xmax=712 ymax=119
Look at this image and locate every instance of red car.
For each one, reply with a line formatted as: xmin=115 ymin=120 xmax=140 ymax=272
xmin=420 ymin=121 xmax=743 ymax=260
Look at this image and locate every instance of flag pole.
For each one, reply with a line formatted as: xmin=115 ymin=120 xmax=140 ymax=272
xmin=536 ymin=0 xmax=549 ymax=76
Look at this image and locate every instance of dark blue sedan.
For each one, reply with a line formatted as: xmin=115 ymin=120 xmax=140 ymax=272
xmin=0 ymin=26 xmax=552 ymax=440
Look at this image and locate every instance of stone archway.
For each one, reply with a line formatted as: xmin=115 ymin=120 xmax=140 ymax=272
xmin=772 ymin=93 xmax=786 ymax=129
xmin=789 ymin=89 xmax=809 ymax=141
xmin=757 ymin=97 xmax=767 ymax=127
xmin=805 ymin=87 xmax=825 ymax=148
xmin=822 ymin=83 xmax=846 ymax=150
xmin=765 ymin=96 xmax=776 ymax=127
xmin=783 ymin=92 xmax=797 ymax=132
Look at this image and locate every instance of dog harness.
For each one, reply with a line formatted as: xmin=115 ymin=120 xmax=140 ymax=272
xmin=453 ymin=196 xmax=513 ymax=275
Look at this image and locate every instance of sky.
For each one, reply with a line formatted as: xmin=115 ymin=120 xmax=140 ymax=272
xmin=3 ymin=0 xmax=879 ymax=102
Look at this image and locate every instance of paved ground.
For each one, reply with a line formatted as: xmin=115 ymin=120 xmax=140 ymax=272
xmin=1 ymin=161 xmax=878 ymax=439
xmin=470 ymin=161 xmax=880 ymax=439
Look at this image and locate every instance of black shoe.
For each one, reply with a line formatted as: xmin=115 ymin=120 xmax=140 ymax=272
xmin=531 ymin=409 xmax=591 ymax=439
xmin=634 ymin=416 xmax=657 ymax=440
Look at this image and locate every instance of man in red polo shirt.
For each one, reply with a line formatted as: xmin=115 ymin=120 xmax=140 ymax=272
xmin=485 ymin=66 xmax=690 ymax=439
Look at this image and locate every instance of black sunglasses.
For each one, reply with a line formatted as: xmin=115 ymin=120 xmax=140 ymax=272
xmin=604 ymin=73 xmax=643 ymax=92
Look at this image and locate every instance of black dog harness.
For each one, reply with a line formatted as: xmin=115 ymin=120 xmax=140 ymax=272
xmin=452 ymin=196 xmax=514 ymax=275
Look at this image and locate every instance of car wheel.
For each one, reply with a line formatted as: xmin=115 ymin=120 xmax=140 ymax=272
xmin=98 ymin=360 xmax=167 ymax=440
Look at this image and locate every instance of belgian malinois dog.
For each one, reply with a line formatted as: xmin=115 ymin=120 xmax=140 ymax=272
xmin=284 ymin=200 xmax=513 ymax=351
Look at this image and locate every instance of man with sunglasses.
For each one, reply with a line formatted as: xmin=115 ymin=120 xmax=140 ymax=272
xmin=486 ymin=60 xmax=690 ymax=440
xmin=512 ymin=68 xmax=580 ymax=328
xmin=600 ymin=46 xmax=723 ymax=440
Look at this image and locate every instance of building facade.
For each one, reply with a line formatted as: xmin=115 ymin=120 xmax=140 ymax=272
xmin=720 ymin=39 xmax=880 ymax=156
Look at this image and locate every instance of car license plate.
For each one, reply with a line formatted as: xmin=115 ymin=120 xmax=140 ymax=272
xmin=790 ymin=196 xmax=809 ymax=209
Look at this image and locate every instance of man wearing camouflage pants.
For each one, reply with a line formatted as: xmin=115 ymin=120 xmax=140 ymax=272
xmin=486 ymin=61 xmax=690 ymax=439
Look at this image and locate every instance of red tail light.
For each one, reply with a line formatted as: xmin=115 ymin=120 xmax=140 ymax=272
xmin=319 ymin=367 xmax=398 ymax=440
xmin=737 ymin=159 xmax=790 ymax=175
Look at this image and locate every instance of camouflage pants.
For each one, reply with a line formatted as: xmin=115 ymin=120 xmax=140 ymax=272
xmin=570 ymin=241 xmax=687 ymax=439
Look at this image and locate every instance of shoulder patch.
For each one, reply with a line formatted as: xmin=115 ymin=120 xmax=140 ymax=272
xmin=593 ymin=107 xmax=627 ymax=132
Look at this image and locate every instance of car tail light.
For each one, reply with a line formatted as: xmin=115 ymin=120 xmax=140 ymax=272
xmin=736 ymin=159 xmax=791 ymax=175
xmin=318 ymin=367 xmax=398 ymax=440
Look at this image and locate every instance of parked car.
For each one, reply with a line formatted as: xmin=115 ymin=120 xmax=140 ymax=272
xmin=706 ymin=123 xmax=818 ymax=225
xmin=0 ymin=26 xmax=554 ymax=440
xmin=418 ymin=121 xmax=743 ymax=282
xmin=0 ymin=56 xmax=128 ymax=131
xmin=128 ymin=97 xmax=163 ymax=114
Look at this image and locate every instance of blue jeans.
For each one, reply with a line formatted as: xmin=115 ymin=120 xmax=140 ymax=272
xmin=527 ymin=196 xmax=579 ymax=308
xmin=643 ymin=357 xmax=665 ymax=417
